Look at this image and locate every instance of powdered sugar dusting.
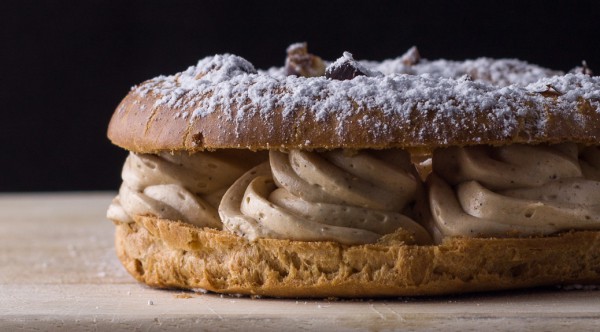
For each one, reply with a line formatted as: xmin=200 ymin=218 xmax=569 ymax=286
xmin=527 ymin=74 xmax=600 ymax=101
xmin=364 ymin=55 xmax=563 ymax=87
xmin=132 ymin=51 xmax=600 ymax=146
xmin=146 ymin=54 xmax=257 ymax=112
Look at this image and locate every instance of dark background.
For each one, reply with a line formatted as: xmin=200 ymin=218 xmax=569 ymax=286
xmin=2 ymin=0 xmax=599 ymax=192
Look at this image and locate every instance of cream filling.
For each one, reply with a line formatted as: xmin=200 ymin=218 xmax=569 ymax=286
xmin=219 ymin=149 xmax=431 ymax=245
xmin=581 ymin=146 xmax=600 ymax=181
xmin=429 ymin=143 xmax=600 ymax=241
xmin=107 ymin=151 xmax=265 ymax=228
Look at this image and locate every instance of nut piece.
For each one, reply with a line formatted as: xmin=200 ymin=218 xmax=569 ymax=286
xmin=400 ymin=46 xmax=421 ymax=66
xmin=285 ymin=42 xmax=326 ymax=77
xmin=540 ymin=84 xmax=563 ymax=97
xmin=569 ymin=60 xmax=593 ymax=76
xmin=325 ymin=52 xmax=369 ymax=81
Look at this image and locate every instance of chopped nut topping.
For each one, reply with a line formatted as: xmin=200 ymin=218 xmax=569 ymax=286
xmin=540 ymin=84 xmax=563 ymax=97
xmin=400 ymin=46 xmax=421 ymax=66
xmin=285 ymin=42 xmax=326 ymax=77
xmin=569 ymin=60 xmax=593 ymax=76
xmin=325 ymin=52 xmax=369 ymax=80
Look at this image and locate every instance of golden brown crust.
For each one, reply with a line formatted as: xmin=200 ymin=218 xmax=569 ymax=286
xmin=107 ymin=82 xmax=600 ymax=154
xmin=115 ymin=216 xmax=600 ymax=298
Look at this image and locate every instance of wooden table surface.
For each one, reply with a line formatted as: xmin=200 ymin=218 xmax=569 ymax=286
xmin=1 ymin=192 xmax=600 ymax=331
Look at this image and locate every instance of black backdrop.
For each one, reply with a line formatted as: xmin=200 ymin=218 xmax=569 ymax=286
xmin=2 ymin=0 xmax=600 ymax=191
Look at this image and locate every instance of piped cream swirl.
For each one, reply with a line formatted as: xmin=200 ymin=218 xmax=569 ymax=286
xmin=107 ymin=150 xmax=266 ymax=228
xmin=428 ymin=143 xmax=600 ymax=241
xmin=219 ymin=149 xmax=431 ymax=245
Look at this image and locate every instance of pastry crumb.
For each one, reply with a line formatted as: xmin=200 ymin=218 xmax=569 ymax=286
xmin=175 ymin=293 xmax=194 ymax=299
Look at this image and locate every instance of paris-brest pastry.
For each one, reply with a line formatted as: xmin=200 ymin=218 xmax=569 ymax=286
xmin=107 ymin=43 xmax=600 ymax=297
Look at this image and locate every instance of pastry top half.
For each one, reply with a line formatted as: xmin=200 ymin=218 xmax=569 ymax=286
xmin=108 ymin=46 xmax=600 ymax=153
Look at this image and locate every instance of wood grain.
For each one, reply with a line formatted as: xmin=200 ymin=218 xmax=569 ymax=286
xmin=1 ymin=192 xmax=599 ymax=331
